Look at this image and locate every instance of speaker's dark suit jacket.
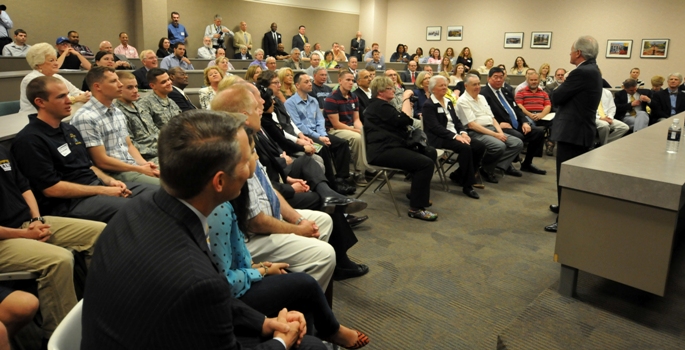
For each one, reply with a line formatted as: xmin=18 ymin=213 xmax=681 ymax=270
xmin=81 ymin=188 xmax=284 ymax=350
xmin=262 ymin=31 xmax=282 ymax=58
xmin=651 ymin=89 xmax=685 ymax=121
xmin=168 ymin=86 xmax=197 ymax=112
xmin=550 ymin=59 xmax=602 ymax=148
xmin=292 ymin=34 xmax=308 ymax=50
xmin=613 ymin=88 xmax=655 ymax=123
xmin=133 ymin=67 xmax=150 ymax=89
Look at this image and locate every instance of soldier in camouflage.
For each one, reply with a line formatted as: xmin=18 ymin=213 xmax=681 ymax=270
xmin=136 ymin=68 xmax=181 ymax=129
xmin=115 ymin=71 xmax=160 ymax=164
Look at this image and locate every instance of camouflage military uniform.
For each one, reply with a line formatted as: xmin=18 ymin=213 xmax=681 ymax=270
xmin=136 ymin=92 xmax=182 ymax=130
xmin=114 ymin=99 xmax=159 ymax=164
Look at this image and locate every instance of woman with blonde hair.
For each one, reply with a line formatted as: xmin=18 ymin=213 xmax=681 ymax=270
xmin=20 ymin=43 xmax=90 ymax=113
xmin=538 ymin=63 xmax=553 ymax=88
xmin=244 ymin=64 xmax=262 ymax=83
xmin=277 ymin=67 xmax=296 ymax=102
xmin=450 ymin=63 xmax=466 ymax=85
xmin=439 ymin=56 xmax=453 ymax=77
xmin=478 ymin=58 xmax=494 ymax=74
xmin=199 ymin=66 xmax=224 ymax=109
xmin=213 ymin=56 xmax=234 ymax=77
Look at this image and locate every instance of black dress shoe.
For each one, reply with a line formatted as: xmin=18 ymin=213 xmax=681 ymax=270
xmin=463 ymin=187 xmax=480 ymax=199
xmin=521 ymin=163 xmax=547 ymax=175
xmin=347 ymin=214 xmax=369 ymax=227
xmin=549 ymin=204 xmax=559 ymax=214
xmin=322 ymin=197 xmax=368 ymax=214
xmin=479 ymin=168 xmax=499 ymax=183
xmin=335 ymin=180 xmax=356 ymax=195
xmin=333 ymin=263 xmax=370 ymax=281
xmin=544 ymin=222 xmax=558 ymax=232
xmin=505 ymin=166 xmax=523 ymax=177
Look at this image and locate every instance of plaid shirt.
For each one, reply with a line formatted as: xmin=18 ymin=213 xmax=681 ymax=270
xmin=70 ymin=98 xmax=136 ymax=165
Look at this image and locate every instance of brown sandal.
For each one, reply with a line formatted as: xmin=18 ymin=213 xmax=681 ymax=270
xmin=347 ymin=330 xmax=370 ymax=349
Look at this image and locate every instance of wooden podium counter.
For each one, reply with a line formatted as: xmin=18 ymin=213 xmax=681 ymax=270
xmin=554 ymin=115 xmax=685 ymax=297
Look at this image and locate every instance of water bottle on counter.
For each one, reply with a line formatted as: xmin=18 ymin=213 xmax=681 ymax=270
xmin=666 ymin=118 xmax=681 ymax=154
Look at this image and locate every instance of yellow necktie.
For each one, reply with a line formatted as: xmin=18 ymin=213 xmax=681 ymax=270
xmin=598 ymin=102 xmax=606 ymax=119
xmin=629 ymin=95 xmax=636 ymax=116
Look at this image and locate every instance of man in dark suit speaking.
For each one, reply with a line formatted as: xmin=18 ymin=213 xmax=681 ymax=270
xmin=545 ymin=36 xmax=602 ymax=232
xmin=82 ymin=110 xmax=325 ymax=349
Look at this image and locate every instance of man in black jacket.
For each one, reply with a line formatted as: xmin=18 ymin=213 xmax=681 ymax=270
xmin=651 ymin=73 xmax=685 ymax=121
xmin=613 ymin=78 xmax=654 ymax=131
xmin=167 ymin=67 xmax=197 ymax=111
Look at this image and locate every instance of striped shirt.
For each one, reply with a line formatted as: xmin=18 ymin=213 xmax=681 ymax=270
xmin=515 ymin=86 xmax=550 ymax=113
xmin=70 ymin=98 xmax=136 ymax=165
xmin=323 ymin=88 xmax=359 ymax=129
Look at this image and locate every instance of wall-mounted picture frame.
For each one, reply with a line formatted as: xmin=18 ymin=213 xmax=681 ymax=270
xmin=606 ymin=40 xmax=632 ymax=59
xmin=504 ymin=32 xmax=524 ymax=49
xmin=426 ymin=26 xmax=441 ymax=41
xmin=641 ymin=39 xmax=669 ymax=58
xmin=446 ymin=26 xmax=463 ymax=41
xmin=530 ymin=32 xmax=552 ymax=49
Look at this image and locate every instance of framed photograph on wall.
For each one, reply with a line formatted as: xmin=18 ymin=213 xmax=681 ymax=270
xmin=426 ymin=26 xmax=441 ymax=41
xmin=447 ymin=26 xmax=463 ymax=41
xmin=530 ymin=32 xmax=552 ymax=49
xmin=641 ymin=39 xmax=669 ymax=58
xmin=504 ymin=32 xmax=524 ymax=49
xmin=605 ymin=40 xmax=632 ymax=58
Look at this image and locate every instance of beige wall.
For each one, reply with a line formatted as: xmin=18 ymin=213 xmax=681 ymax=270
xmin=386 ymin=0 xmax=684 ymax=86
xmin=3 ymin=0 xmax=136 ymax=58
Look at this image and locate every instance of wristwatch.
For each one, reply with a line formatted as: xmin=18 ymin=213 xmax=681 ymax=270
xmin=29 ymin=217 xmax=45 ymax=224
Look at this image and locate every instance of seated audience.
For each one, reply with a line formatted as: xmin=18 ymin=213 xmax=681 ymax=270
xmin=234 ymin=44 xmax=252 ymax=60
xmin=444 ymin=47 xmax=456 ymax=65
xmin=651 ymin=75 xmax=664 ymax=92
xmin=286 ymin=72 xmax=355 ymax=195
xmin=515 ymin=71 xmax=554 ymax=152
xmin=67 ymin=31 xmax=93 ymax=57
xmin=81 ymin=51 xmax=115 ymax=91
xmin=305 ymin=53 xmax=329 ymax=83
xmin=320 ymin=51 xmax=337 ymax=69
xmin=71 ymin=67 xmax=160 ymax=185
xmin=331 ymin=42 xmax=347 ymax=63
xmin=12 ymin=76 xmax=157 ymax=222
xmin=245 ymin=64 xmax=262 ymax=83
xmin=438 ymin=56 xmax=453 ymax=77
xmin=614 ymin=78 xmax=653 ymax=131
xmin=160 ymin=42 xmax=194 ymax=70
xmin=510 ymin=56 xmax=529 ymax=75
xmin=420 ymin=47 xmax=435 ymax=64
xmin=402 ymin=71 xmax=431 ymax=119
xmin=365 ymin=49 xmax=385 ymax=70
xmin=137 ymin=68 xmax=182 ymax=129
xmin=19 ymin=43 xmax=90 ymax=113
xmin=426 ymin=48 xmax=441 ymax=64
xmin=451 ymin=63 xmax=465 ymax=84
xmin=115 ymin=71 xmax=161 ymax=162
xmin=514 ymin=68 xmax=538 ymax=95
xmin=0 ymin=144 xmax=104 ymax=345
xmin=113 ymin=32 xmax=138 ymax=58
xmin=310 ymin=67 xmax=333 ymax=106
xmin=354 ymin=69 xmax=373 ymax=119
xmin=98 ymin=41 xmax=133 ymax=70
xmin=652 ymin=73 xmax=685 ymax=121
xmin=456 ymin=47 xmax=473 ymax=71
xmin=596 ymin=88 xmax=629 ymax=145
xmin=410 ymin=47 xmax=424 ymax=62
xmin=167 ymin=67 xmax=197 ymax=111
xmin=82 ymin=110 xmax=327 ymax=350
xmin=401 ymin=60 xmax=419 ymax=83
xmin=197 ymin=36 xmax=216 ymax=59
xmin=156 ymin=37 xmax=172 ymax=58
xmin=278 ymin=67 xmax=297 ymax=101
xmin=481 ymin=68 xmax=546 ymax=176
xmin=389 ymin=43 xmax=409 ymax=63
xmin=133 ymin=49 xmax=157 ymax=89
xmin=2 ymin=29 xmax=30 ymax=56
xmin=478 ymin=58 xmax=494 ymax=74
xmin=629 ymin=67 xmax=644 ymax=87
xmin=364 ymin=76 xmax=438 ymax=221
xmin=422 ymin=75 xmax=485 ymax=199
xmin=311 ymin=43 xmax=325 ymax=63
xmin=301 ymin=42 xmax=312 ymax=61
xmin=250 ymin=48 xmax=267 ymax=69
xmin=0 ymin=287 xmax=38 ymax=348
xmin=545 ymin=68 xmax=566 ymax=94
xmin=199 ymin=66 xmax=224 ymax=110
xmin=55 ymin=36 xmax=91 ymax=70
xmin=214 ymin=56 xmax=234 ymax=76
xmin=284 ymin=48 xmax=302 ymax=70
xmin=456 ymin=74 xmax=523 ymax=184
xmin=266 ymin=56 xmax=278 ymax=71
xmin=538 ymin=63 xmax=553 ymax=89
xmin=384 ymin=69 xmax=405 ymax=110
xmin=275 ymin=43 xmax=290 ymax=60
xmin=363 ymin=43 xmax=384 ymax=63
xmin=346 ymin=56 xmax=359 ymax=80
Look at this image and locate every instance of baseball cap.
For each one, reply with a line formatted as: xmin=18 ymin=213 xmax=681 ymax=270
xmin=56 ymin=36 xmax=70 ymax=44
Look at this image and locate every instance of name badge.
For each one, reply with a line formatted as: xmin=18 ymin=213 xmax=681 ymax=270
xmin=351 ymin=103 xmax=355 ymax=108
xmin=437 ymin=107 xmax=445 ymax=113
xmin=57 ymin=143 xmax=71 ymax=157
xmin=181 ymin=32 xmax=185 ymax=36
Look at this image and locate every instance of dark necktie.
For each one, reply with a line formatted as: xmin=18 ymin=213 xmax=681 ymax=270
xmin=496 ymin=90 xmax=518 ymax=129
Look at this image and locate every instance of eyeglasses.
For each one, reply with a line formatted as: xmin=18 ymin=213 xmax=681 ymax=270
xmin=271 ymin=80 xmax=281 ymax=85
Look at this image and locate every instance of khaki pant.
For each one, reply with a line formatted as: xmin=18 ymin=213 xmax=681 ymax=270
xmin=0 ymin=216 xmax=104 ymax=337
xmin=328 ymin=128 xmax=366 ymax=173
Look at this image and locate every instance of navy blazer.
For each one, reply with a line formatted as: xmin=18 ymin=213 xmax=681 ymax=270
xmin=82 ymin=189 xmax=282 ymax=350
xmin=233 ymin=52 xmax=253 ymax=60
xmin=651 ymin=89 xmax=685 ymax=121
xmin=292 ymin=34 xmax=308 ymax=50
xmin=133 ymin=67 xmax=150 ymax=89
xmin=262 ymin=31 xmax=282 ymax=58
xmin=614 ymin=88 xmax=654 ymax=122
xmin=422 ymin=96 xmax=467 ymax=149
xmin=550 ymin=59 xmax=602 ymax=147
xmin=168 ymin=87 xmax=197 ymax=112
xmin=480 ymin=84 xmax=527 ymax=128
